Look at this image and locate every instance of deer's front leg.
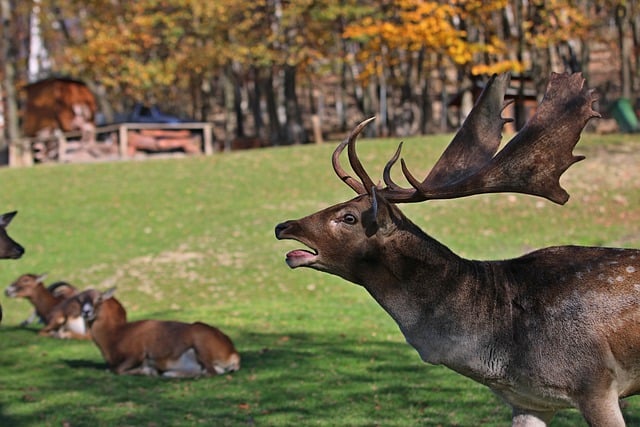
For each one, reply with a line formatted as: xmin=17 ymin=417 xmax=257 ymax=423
xmin=114 ymin=356 xmax=148 ymax=375
xmin=577 ymin=392 xmax=626 ymax=427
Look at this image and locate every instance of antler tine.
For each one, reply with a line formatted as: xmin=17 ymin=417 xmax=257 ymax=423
xmin=347 ymin=117 xmax=377 ymax=192
xmin=332 ymin=117 xmax=376 ymax=195
xmin=382 ymin=142 xmax=403 ymax=189
xmin=380 ymin=150 xmax=429 ymax=202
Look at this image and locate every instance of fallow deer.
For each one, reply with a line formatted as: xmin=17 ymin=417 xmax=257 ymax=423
xmin=275 ymin=73 xmax=640 ymax=426
xmin=79 ymin=288 xmax=241 ymax=377
xmin=4 ymin=273 xmax=85 ymax=338
xmin=0 ymin=211 xmax=25 ymax=323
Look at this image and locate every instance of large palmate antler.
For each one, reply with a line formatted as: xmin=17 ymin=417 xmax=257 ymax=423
xmin=333 ymin=73 xmax=600 ymax=204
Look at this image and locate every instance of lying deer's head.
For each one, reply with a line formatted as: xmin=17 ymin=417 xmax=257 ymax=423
xmin=4 ymin=273 xmax=46 ymax=298
xmin=79 ymin=287 xmax=116 ymax=323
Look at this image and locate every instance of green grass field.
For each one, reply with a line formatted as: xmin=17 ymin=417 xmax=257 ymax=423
xmin=0 ymin=132 xmax=639 ymax=426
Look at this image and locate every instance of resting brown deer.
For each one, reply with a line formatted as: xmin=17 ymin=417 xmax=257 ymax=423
xmin=275 ymin=73 xmax=640 ymax=426
xmin=14 ymin=279 xmax=77 ymax=327
xmin=4 ymin=273 xmax=86 ymax=338
xmin=79 ymin=288 xmax=241 ymax=377
xmin=0 ymin=211 xmax=25 ymax=323
xmin=39 ymin=287 xmax=92 ymax=339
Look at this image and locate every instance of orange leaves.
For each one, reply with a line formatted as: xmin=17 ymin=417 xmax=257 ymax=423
xmin=472 ymin=60 xmax=525 ymax=76
xmin=344 ymin=2 xmax=464 ymax=54
xmin=343 ymin=0 xmax=514 ymax=80
xmin=58 ymin=1 xmax=238 ymax=101
xmin=48 ymin=0 xmax=597 ymax=110
xmin=526 ymin=0 xmax=592 ymax=48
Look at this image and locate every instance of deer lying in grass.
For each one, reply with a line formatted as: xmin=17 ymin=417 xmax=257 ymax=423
xmin=275 ymin=73 xmax=640 ymax=426
xmin=15 ymin=281 xmax=76 ymax=327
xmin=0 ymin=211 xmax=25 ymax=323
xmin=39 ymin=288 xmax=93 ymax=339
xmin=4 ymin=273 xmax=87 ymax=338
xmin=79 ymin=288 xmax=241 ymax=377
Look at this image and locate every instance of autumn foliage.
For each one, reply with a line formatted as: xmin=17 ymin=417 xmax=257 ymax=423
xmin=4 ymin=1 xmax=639 ymax=145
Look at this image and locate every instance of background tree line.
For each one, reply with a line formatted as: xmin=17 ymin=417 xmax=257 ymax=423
xmin=1 ymin=0 xmax=638 ymax=154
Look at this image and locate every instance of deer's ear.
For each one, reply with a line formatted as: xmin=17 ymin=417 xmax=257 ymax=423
xmin=100 ymin=287 xmax=117 ymax=301
xmin=0 ymin=211 xmax=17 ymax=227
xmin=364 ymin=189 xmax=395 ymax=237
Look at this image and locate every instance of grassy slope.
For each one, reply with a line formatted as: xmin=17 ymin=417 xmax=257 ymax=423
xmin=0 ymin=132 xmax=639 ymax=426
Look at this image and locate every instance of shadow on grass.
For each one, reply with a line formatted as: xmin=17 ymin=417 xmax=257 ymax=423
xmin=62 ymin=359 xmax=107 ymax=370
xmin=1 ymin=327 xmax=640 ymax=426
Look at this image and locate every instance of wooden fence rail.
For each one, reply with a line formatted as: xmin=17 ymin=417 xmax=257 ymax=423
xmin=27 ymin=122 xmax=215 ymax=163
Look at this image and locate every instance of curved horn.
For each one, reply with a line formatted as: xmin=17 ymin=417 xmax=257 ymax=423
xmin=332 ymin=117 xmax=376 ymax=195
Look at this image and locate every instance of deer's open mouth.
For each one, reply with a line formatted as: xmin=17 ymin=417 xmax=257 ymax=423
xmin=285 ymin=248 xmax=318 ymax=268
xmin=275 ymin=221 xmax=319 ymax=268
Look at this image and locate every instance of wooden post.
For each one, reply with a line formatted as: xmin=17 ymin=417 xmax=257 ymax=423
xmin=311 ymin=114 xmax=323 ymax=144
xmin=118 ymin=124 xmax=128 ymax=158
xmin=56 ymin=129 xmax=67 ymax=163
xmin=203 ymin=123 xmax=214 ymax=155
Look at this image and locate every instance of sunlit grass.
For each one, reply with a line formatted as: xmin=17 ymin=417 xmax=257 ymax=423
xmin=0 ymin=132 xmax=639 ymax=426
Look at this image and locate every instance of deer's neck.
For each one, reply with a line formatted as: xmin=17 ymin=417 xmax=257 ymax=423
xmin=358 ymin=226 xmax=503 ymax=378
xmin=359 ymin=227 xmax=468 ymax=324
xmin=90 ymin=302 xmax=128 ymax=365
xmin=32 ymin=285 xmax=64 ymax=317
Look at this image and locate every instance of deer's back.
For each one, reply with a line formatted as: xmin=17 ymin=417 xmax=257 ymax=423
xmin=119 ymin=319 xmax=235 ymax=358
xmin=503 ymin=245 xmax=640 ymax=301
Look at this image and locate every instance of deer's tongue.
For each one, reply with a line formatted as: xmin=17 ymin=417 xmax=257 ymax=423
xmin=285 ymin=249 xmax=317 ymax=268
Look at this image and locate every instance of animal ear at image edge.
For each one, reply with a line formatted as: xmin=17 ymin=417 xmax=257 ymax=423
xmin=0 ymin=211 xmax=17 ymax=227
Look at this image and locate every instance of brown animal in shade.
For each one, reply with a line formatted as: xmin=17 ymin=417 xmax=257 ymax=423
xmin=79 ymin=288 xmax=240 ymax=377
xmin=0 ymin=211 xmax=26 ymax=323
xmin=4 ymin=273 xmax=88 ymax=338
xmin=276 ymin=73 xmax=640 ymax=425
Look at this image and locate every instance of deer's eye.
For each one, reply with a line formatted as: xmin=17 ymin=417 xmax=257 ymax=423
xmin=343 ymin=213 xmax=358 ymax=225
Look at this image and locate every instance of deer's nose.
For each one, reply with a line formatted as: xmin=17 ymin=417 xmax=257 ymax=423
xmin=13 ymin=244 xmax=25 ymax=259
xmin=275 ymin=221 xmax=292 ymax=239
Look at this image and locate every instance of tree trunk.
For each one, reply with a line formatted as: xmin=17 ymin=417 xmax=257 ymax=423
xmin=346 ymin=41 xmax=365 ymax=117
xmin=630 ymin=0 xmax=639 ymax=94
xmin=221 ymin=69 xmax=235 ymax=151
xmin=615 ymin=3 xmax=633 ymax=100
xmin=250 ymin=66 xmax=264 ymax=139
xmin=365 ymin=80 xmax=378 ymax=137
xmin=283 ymin=64 xmax=307 ymax=144
xmin=232 ymin=67 xmax=244 ymax=139
xmin=259 ymin=68 xmax=284 ymax=145
xmin=438 ymin=62 xmax=447 ymax=133
xmin=336 ymin=59 xmax=347 ymax=132
xmin=86 ymin=81 xmax=114 ymax=124
xmin=1 ymin=0 xmax=31 ymax=166
xmin=416 ymin=48 xmax=431 ymax=135
xmin=514 ymin=0 xmax=527 ymax=130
